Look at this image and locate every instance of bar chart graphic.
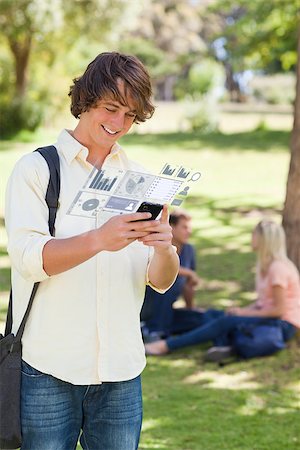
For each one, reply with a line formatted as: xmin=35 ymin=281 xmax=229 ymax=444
xmin=89 ymin=169 xmax=118 ymax=192
xmin=83 ymin=166 xmax=124 ymax=193
xmin=160 ymin=163 xmax=191 ymax=179
xmin=176 ymin=167 xmax=190 ymax=179
xmin=160 ymin=164 xmax=178 ymax=176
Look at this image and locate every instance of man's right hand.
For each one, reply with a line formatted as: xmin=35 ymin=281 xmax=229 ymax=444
xmin=95 ymin=212 xmax=160 ymax=252
xmin=43 ymin=212 xmax=159 ymax=276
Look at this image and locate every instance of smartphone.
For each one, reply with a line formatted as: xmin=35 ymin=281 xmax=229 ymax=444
xmin=133 ymin=202 xmax=163 ymax=221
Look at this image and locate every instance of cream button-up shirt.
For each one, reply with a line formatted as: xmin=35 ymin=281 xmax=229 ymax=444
xmin=5 ymin=129 xmax=167 ymax=385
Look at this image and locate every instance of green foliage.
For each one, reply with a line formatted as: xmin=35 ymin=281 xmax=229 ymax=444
xmin=174 ymin=59 xmax=224 ymax=99
xmin=118 ymin=0 xmax=207 ymax=99
xmin=119 ymin=37 xmax=177 ymax=81
xmin=182 ymin=95 xmax=219 ymax=133
xmin=212 ymin=0 xmax=300 ymax=72
xmin=0 ymin=98 xmax=43 ymax=139
xmin=0 ymin=0 xmax=129 ymax=136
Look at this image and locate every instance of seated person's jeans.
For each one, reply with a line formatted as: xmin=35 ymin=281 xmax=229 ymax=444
xmin=166 ymin=313 xmax=296 ymax=351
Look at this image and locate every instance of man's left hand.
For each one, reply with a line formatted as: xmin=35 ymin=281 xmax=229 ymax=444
xmin=138 ymin=204 xmax=173 ymax=253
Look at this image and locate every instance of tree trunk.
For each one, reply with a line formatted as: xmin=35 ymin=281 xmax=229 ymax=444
xmin=9 ymin=35 xmax=32 ymax=99
xmin=282 ymin=30 xmax=300 ymax=270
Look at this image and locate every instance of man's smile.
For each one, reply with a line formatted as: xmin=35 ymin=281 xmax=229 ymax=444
xmin=101 ymin=125 xmax=120 ymax=135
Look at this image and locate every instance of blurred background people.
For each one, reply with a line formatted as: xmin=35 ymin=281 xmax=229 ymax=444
xmin=141 ymin=209 xmax=203 ymax=342
xmin=145 ymin=220 xmax=300 ymax=360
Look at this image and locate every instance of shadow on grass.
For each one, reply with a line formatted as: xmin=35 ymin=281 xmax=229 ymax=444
xmin=121 ymin=129 xmax=290 ymax=153
xmin=141 ymin=340 xmax=300 ymax=450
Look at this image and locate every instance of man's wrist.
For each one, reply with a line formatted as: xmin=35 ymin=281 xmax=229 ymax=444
xmin=88 ymin=228 xmax=104 ymax=254
xmin=154 ymin=244 xmax=176 ymax=257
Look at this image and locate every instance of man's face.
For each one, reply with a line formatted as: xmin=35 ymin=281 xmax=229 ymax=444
xmin=171 ymin=218 xmax=192 ymax=245
xmin=79 ymin=81 xmax=137 ymax=151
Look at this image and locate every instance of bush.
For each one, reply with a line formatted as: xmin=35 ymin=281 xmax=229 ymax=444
xmin=175 ymin=59 xmax=224 ymax=101
xmin=0 ymin=98 xmax=43 ymax=139
xmin=183 ymin=94 xmax=219 ymax=133
xmin=250 ymin=73 xmax=295 ymax=105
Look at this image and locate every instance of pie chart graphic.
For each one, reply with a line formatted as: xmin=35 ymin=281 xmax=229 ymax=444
xmin=82 ymin=198 xmax=100 ymax=211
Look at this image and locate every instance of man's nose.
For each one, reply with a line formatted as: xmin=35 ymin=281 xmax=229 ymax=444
xmin=112 ymin=112 xmax=125 ymax=130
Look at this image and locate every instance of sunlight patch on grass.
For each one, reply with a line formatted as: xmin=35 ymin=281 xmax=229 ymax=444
xmin=184 ymin=370 xmax=261 ymax=390
xmin=237 ymin=394 xmax=266 ymax=416
xmin=214 ymin=298 xmax=236 ymax=308
xmin=202 ymin=279 xmax=241 ymax=293
xmin=167 ymin=358 xmax=196 ymax=369
xmin=201 ymin=247 xmax=223 ymax=255
xmin=285 ymin=380 xmax=300 ymax=394
xmin=142 ymin=418 xmax=165 ymax=432
xmin=223 ymin=242 xmax=251 ymax=253
xmin=139 ymin=444 xmax=168 ymax=450
xmin=241 ymin=291 xmax=257 ymax=301
xmin=267 ymin=406 xmax=298 ymax=415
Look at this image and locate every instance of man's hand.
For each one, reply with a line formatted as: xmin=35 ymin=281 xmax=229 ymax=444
xmin=188 ymin=271 xmax=202 ymax=287
xmin=227 ymin=306 xmax=244 ymax=316
xmin=137 ymin=205 xmax=173 ymax=253
xmin=227 ymin=307 xmax=255 ymax=317
xmin=96 ymin=211 xmax=160 ymax=252
xmin=143 ymin=205 xmax=179 ymax=290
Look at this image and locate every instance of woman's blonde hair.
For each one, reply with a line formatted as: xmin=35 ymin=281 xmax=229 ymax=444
xmin=254 ymin=220 xmax=287 ymax=275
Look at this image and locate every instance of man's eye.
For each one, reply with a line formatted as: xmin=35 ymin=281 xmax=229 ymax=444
xmin=105 ymin=108 xmax=116 ymax=112
xmin=127 ymin=113 xmax=136 ymax=118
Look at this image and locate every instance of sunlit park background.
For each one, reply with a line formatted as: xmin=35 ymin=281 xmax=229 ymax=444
xmin=1 ymin=1 xmax=300 ymax=449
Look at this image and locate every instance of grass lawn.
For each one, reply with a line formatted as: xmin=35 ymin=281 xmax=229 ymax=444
xmin=0 ymin=128 xmax=299 ymax=449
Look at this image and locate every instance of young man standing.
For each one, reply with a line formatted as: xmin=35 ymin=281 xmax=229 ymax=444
xmin=5 ymin=52 xmax=179 ymax=450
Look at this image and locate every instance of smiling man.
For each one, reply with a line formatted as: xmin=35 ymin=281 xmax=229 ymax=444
xmin=5 ymin=52 xmax=179 ymax=450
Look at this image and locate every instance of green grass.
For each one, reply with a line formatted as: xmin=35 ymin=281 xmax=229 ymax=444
xmin=1 ymin=128 xmax=299 ymax=450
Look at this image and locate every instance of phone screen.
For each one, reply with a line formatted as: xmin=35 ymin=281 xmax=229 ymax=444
xmin=133 ymin=202 xmax=163 ymax=221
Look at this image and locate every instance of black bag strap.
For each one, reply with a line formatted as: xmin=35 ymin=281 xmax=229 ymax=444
xmin=5 ymin=145 xmax=60 ymax=341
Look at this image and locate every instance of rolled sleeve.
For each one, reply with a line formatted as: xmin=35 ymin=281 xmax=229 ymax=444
xmin=146 ymin=245 xmax=178 ymax=294
xmin=8 ymin=234 xmax=53 ymax=282
xmin=5 ymin=153 xmax=53 ymax=282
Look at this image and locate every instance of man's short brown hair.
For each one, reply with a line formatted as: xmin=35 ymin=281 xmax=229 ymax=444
xmin=169 ymin=209 xmax=192 ymax=226
xmin=69 ymin=52 xmax=155 ymax=123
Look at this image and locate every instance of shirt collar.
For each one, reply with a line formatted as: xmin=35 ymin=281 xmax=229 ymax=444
xmin=57 ymin=129 xmax=123 ymax=165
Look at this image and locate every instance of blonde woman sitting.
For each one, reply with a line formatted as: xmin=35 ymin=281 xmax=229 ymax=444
xmin=145 ymin=221 xmax=300 ymax=360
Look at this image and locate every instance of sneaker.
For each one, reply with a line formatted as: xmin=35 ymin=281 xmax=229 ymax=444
xmin=142 ymin=329 xmax=166 ymax=344
xmin=204 ymin=346 xmax=234 ymax=362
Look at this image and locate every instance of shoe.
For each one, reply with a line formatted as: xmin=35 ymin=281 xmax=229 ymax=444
xmin=141 ymin=327 xmax=165 ymax=344
xmin=204 ymin=346 xmax=234 ymax=362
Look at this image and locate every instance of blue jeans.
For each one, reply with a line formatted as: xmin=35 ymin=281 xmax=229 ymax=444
xmin=166 ymin=315 xmax=296 ymax=351
xmin=21 ymin=360 xmax=143 ymax=450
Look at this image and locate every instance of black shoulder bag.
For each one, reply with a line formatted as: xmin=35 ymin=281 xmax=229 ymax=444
xmin=0 ymin=145 xmax=60 ymax=449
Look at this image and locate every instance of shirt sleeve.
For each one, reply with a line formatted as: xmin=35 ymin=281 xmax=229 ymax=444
xmin=5 ymin=153 xmax=54 ymax=282
xmin=145 ymin=246 xmax=178 ymax=294
xmin=190 ymin=244 xmax=196 ymax=271
xmin=268 ymin=260 xmax=289 ymax=289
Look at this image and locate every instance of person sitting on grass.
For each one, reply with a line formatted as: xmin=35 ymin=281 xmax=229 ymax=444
xmin=145 ymin=220 xmax=300 ymax=360
xmin=141 ymin=209 xmax=203 ymax=342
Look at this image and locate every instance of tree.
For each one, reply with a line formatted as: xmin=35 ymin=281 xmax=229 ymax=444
xmin=282 ymin=30 xmax=300 ymax=269
xmin=0 ymin=0 xmax=127 ymax=102
xmin=208 ymin=0 xmax=298 ymax=101
xmin=212 ymin=0 xmax=300 ymax=269
xmin=119 ymin=0 xmax=207 ymax=100
xmin=0 ymin=0 xmax=64 ymax=99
